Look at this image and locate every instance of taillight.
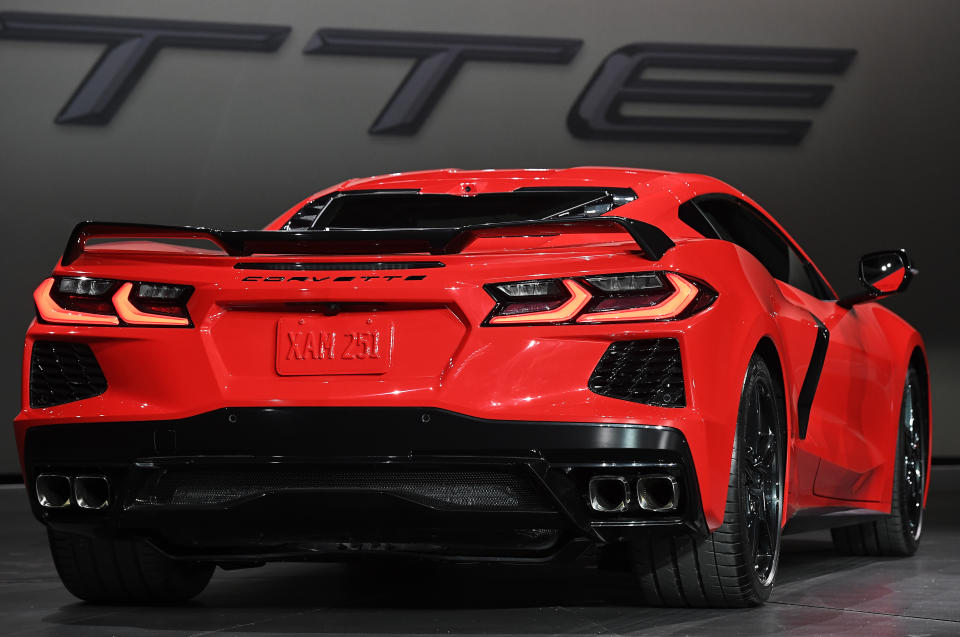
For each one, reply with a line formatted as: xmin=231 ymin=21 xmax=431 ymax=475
xmin=34 ymin=277 xmax=193 ymax=327
xmin=113 ymin=282 xmax=191 ymax=326
xmin=34 ymin=278 xmax=119 ymax=326
xmin=488 ymin=279 xmax=591 ymax=325
xmin=578 ymin=273 xmax=701 ymax=323
xmin=483 ymin=272 xmax=715 ymax=325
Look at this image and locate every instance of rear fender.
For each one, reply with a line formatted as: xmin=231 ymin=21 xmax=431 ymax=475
xmin=669 ymin=240 xmax=810 ymax=530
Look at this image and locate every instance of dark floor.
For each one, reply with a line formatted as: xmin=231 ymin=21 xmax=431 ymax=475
xmin=2 ymin=468 xmax=959 ymax=636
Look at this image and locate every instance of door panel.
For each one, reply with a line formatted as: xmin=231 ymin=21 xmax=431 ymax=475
xmin=777 ymin=282 xmax=889 ymax=502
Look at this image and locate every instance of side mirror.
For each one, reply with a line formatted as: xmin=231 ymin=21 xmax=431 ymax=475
xmin=839 ymin=249 xmax=915 ymax=308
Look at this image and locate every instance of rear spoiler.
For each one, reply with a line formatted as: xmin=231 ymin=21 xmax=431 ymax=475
xmin=61 ymin=217 xmax=675 ymax=266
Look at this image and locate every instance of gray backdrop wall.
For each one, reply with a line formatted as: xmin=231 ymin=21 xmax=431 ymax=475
xmin=1 ymin=0 xmax=957 ymax=474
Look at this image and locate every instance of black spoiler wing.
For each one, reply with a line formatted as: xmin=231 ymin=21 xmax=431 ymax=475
xmin=61 ymin=217 xmax=674 ymax=266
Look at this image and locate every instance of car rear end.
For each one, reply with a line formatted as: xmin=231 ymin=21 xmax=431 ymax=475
xmin=16 ymin=187 xmax=733 ymax=565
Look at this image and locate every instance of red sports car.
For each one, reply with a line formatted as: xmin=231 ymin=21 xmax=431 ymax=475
xmin=15 ymin=167 xmax=929 ymax=607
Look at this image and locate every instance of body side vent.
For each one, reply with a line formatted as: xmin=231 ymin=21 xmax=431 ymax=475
xmin=589 ymin=338 xmax=684 ymax=407
xmin=30 ymin=341 xmax=107 ymax=408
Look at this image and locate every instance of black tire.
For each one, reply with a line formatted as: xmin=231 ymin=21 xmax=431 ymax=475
xmin=630 ymin=354 xmax=786 ymax=607
xmin=48 ymin=530 xmax=214 ymax=604
xmin=831 ymin=367 xmax=926 ymax=556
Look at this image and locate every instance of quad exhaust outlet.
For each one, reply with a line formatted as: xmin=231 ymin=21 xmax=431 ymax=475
xmin=74 ymin=475 xmax=110 ymax=510
xmin=588 ymin=475 xmax=631 ymax=513
xmin=35 ymin=474 xmax=72 ymax=508
xmin=636 ymin=475 xmax=679 ymax=513
xmin=588 ymin=473 xmax=680 ymax=513
xmin=35 ymin=473 xmax=110 ymax=510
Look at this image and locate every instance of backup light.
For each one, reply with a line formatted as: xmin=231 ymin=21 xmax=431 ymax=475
xmin=495 ymin=280 xmax=563 ymax=299
xmin=583 ymin=273 xmax=662 ymax=293
xmin=138 ymin=282 xmax=187 ymax=300
xmin=57 ymin=277 xmax=114 ymax=297
xmin=484 ymin=271 xmax=715 ymax=325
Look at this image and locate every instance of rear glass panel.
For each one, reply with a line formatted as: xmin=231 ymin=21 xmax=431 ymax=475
xmin=283 ymin=189 xmax=635 ymax=231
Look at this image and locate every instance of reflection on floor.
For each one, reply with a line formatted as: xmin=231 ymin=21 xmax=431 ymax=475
xmin=1 ymin=467 xmax=958 ymax=636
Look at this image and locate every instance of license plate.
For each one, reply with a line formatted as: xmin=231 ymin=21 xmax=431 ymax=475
xmin=276 ymin=316 xmax=393 ymax=375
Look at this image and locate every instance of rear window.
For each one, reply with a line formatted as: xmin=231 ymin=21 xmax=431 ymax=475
xmin=679 ymin=195 xmax=834 ymax=300
xmin=282 ymin=188 xmax=636 ymax=231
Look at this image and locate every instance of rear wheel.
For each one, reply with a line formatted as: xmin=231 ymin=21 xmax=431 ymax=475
xmin=630 ymin=354 xmax=785 ymax=607
xmin=831 ymin=367 xmax=926 ymax=556
xmin=48 ymin=530 xmax=214 ymax=603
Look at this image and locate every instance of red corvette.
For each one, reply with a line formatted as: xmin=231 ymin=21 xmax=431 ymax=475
xmin=15 ymin=167 xmax=929 ymax=607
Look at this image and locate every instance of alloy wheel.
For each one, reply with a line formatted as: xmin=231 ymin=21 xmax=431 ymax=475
xmin=742 ymin=378 xmax=782 ymax=587
xmin=902 ymin=380 xmax=925 ymax=540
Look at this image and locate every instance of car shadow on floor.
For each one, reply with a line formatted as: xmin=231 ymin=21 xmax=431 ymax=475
xmin=37 ymin=533 xmax=879 ymax=635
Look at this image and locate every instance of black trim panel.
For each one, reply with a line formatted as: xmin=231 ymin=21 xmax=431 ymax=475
xmin=797 ymin=314 xmax=830 ymax=439
xmin=24 ymin=407 xmax=688 ymax=462
xmin=783 ymin=506 xmax=888 ymax=535
xmin=23 ymin=408 xmax=706 ymax=560
xmin=62 ymin=216 xmax=674 ymax=265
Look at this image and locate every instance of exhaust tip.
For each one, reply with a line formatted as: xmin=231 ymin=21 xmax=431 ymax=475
xmin=588 ymin=475 xmax=631 ymax=513
xmin=36 ymin=474 xmax=72 ymax=508
xmin=637 ymin=475 xmax=679 ymax=512
xmin=74 ymin=475 xmax=110 ymax=510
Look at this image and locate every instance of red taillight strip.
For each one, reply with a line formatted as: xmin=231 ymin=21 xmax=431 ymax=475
xmin=489 ymin=279 xmax=592 ymax=325
xmin=112 ymin=282 xmax=190 ymax=326
xmin=34 ymin=278 xmax=119 ymax=326
xmin=576 ymin=273 xmax=699 ymax=323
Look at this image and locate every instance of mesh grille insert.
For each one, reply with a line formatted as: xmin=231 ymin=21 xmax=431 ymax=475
xmin=589 ymin=338 xmax=685 ymax=407
xmin=29 ymin=341 xmax=107 ymax=408
xmin=135 ymin=466 xmax=553 ymax=512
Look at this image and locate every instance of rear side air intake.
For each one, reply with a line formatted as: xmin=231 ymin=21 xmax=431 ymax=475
xmin=29 ymin=341 xmax=107 ymax=408
xmin=588 ymin=338 xmax=685 ymax=407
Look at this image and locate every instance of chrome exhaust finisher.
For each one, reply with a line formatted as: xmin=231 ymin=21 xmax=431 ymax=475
xmin=74 ymin=475 xmax=110 ymax=510
xmin=36 ymin=474 xmax=72 ymax=508
xmin=637 ymin=475 xmax=679 ymax=512
xmin=588 ymin=475 xmax=631 ymax=513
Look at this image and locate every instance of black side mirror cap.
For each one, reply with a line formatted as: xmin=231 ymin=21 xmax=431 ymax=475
xmin=838 ymin=249 xmax=916 ymax=308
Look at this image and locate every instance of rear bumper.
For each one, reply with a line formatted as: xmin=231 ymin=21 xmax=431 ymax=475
xmin=23 ymin=408 xmax=706 ymax=563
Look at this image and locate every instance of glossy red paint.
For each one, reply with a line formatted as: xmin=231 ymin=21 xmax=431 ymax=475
xmin=14 ymin=167 xmax=930 ymax=533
